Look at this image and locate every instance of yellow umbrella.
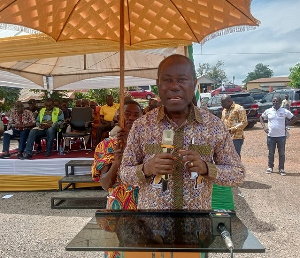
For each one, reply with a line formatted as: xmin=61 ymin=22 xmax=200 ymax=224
xmin=0 ymin=0 xmax=259 ymax=125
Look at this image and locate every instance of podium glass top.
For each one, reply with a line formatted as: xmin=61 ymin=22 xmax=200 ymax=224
xmin=66 ymin=210 xmax=265 ymax=253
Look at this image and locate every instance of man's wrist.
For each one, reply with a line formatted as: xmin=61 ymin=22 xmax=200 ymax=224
xmin=142 ymin=162 xmax=152 ymax=178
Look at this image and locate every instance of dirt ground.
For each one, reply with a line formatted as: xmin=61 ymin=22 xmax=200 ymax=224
xmin=0 ymin=123 xmax=299 ymax=258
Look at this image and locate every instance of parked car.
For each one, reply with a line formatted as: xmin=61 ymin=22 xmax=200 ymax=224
xmin=206 ymin=93 xmax=260 ymax=128
xmin=211 ymin=84 xmax=242 ymax=96
xmin=258 ymin=89 xmax=300 ymax=121
xmin=126 ymin=88 xmax=155 ymax=100
xmin=249 ymin=91 xmax=268 ymax=102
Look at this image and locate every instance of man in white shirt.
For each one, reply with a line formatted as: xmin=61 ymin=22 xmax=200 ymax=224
xmin=260 ymin=97 xmax=297 ymax=175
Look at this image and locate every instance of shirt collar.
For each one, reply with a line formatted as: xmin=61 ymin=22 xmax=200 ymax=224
xmin=156 ymin=104 xmax=203 ymax=124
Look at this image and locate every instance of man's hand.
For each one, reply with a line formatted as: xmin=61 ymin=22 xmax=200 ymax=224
xmin=143 ymin=153 xmax=176 ymax=177
xmin=263 ymin=128 xmax=269 ymax=134
xmin=114 ymin=129 xmax=128 ymax=164
xmin=179 ymin=150 xmax=208 ymax=176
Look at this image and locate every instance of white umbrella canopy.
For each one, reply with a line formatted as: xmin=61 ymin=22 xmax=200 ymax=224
xmin=0 ymin=46 xmax=185 ymax=90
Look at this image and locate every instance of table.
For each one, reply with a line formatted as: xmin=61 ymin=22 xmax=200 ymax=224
xmin=66 ymin=210 xmax=265 ymax=256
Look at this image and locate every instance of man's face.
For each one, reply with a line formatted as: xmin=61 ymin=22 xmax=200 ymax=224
xmin=90 ymin=101 xmax=96 ymax=110
xmin=53 ymin=100 xmax=60 ymax=107
xmin=45 ymin=101 xmax=54 ymax=111
xmin=28 ymin=102 xmax=36 ymax=111
xmin=221 ymin=97 xmax=233 ymax=110
xmin=272 ymin=97 xmax=281 ymax=110
xmin=106 ymin=96 xmax=114 ymax=106
xmin=15 ymin=102 xmax=24 ymax=113
xmin=124 ymin=104 xmax=142 ymax=130
xmin=157 ymin=57 xmax=196 ymax=113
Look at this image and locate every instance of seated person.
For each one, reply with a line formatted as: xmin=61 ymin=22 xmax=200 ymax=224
xmin=27 ymin=99 xmax=40 ymax=120
xmin=0 ymin=101 xmax=35 ymax=159
xmin=60 ymin=99 xmax=71 ymax=123
xmin=22 ymin=98 xmax=64 ymax=159
xmin=75 ymin=99 xmax=82 ymax=107
xmin=90 ymin=100 xmax=101 ymax=146
xmin=81 ymin=98 xmax=90 ymax=107
xmin=143 ymin=98 xmax=159 ymax=114
xmin=1 ymin=113 xmax=9 ymax=131
xmin=95 ymin=95 xmax=119 ymax=145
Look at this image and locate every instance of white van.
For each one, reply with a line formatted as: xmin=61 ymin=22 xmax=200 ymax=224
xmin=200 ymin=93 xmax=212 ymax=103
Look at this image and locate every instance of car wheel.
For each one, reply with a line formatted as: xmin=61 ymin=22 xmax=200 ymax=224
xmin=246 ymin=122 xmax=255 ymax=129
xmin=146 ymin=94 xmax=152 ymax=100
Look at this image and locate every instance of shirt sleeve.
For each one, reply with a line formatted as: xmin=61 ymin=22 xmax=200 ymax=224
xmin=100 ymin=107 xmax=104 ymax=116
xmin=120 ymin=122 xmax=151 ymax=187
xmin=231 ymin=107 xmax=248 ymax=132
xmin=285 ymin=109 xmax=294 ymax=119
xmin=261 ymin=110 xmax=268 ymax=119
xmin=91 ymin=138 xmax=117 ymax=182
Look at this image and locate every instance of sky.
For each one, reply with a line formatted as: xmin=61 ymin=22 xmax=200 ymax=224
xmin=1 ymin=0 xmax=299 ymax=87
xmin=192 ymin=0 xmax=300 ymax=85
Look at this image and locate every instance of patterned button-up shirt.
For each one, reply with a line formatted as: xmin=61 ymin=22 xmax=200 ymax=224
xmin=221 ymin=102 xmax=248 ymax=140
xmin=120 ymin=105 xmax=245 ymax=210
xmin=9 ymin=109 xmax=35 ymax=130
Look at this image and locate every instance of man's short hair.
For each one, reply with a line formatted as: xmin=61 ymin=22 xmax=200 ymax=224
xmin=124 ymin=99 xmax=142 ymax=111
xmin=157 ymin=54 xmax=196 ymax=79
xmin=28 ymin=99 xmax=36 ymax=104
xmin=45 ymin=98 xmax=54 ymax=103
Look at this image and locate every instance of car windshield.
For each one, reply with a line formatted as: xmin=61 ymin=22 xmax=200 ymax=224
xmin=231 ymin=96 xmax=255 ymax=104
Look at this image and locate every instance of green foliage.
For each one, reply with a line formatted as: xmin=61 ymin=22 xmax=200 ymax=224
xmin=30 ymin=89 xmax=69 ymax=100
xmin=151 ymin=85 xmax=158 ymax=95
xmin=243 ymin=63 xmax=273 ymax=84
xmin=0 ymin=86 xmax=21 ymax=112
xmin=80 ymin=88 xmax=120 ymax=106
xmin=196 ymin=61 xmax=228 ymax=87
xmin=289 ymin=63 xmax=300 ymax=88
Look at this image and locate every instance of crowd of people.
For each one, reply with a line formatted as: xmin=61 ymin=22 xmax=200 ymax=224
xmin=0 ymin=91 xmax=160 ymax=160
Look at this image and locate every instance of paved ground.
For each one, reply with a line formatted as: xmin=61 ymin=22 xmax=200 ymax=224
xmin=1 ymin=124 xmax=300 ymax=258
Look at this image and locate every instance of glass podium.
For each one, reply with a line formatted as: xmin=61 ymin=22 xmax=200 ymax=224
xmin=66 ymin=210 xmax=265 ymax=256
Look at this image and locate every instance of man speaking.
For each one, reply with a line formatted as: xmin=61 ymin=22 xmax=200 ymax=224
xmin=120 ymin=54 xmax=245 ymax=210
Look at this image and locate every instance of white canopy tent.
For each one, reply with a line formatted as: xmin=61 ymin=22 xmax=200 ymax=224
xmin=0 ymin=30 xmax=189 ymax=90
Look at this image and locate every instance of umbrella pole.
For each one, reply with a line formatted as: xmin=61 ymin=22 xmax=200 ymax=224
xmin=119 ymin=0 xmax=125 ymax=128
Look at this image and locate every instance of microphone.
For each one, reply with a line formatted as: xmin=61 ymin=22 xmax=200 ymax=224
xmin=218 ymin=223 xmax=234 ymax=251
xmin=161 ymin=129 xmax=174 ymax=191
xmin=210 ymin=212 xmax=234 ymax=252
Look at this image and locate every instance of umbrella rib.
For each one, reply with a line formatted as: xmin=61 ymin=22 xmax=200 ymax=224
xmin=169 ymin=0 xmax=199 ymax=43
xmin=125 ymin=0 xmax=132 ymax=46
xmin=225 ymin=0 xmax=258 ymax=24
xmin=0 ymin=0 xmax=18 ymax=12
xmin=56 ymin=0 xmax=82 ymax=41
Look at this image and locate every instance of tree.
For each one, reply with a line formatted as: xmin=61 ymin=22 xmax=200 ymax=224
xmin=196 ymin=61 xmax=228 ymax=87
xmin=289 ymin=63 xmax=300 ymax=88
xmin=30 ymin=89 xmax=69 ymax=100
xmin=0 ymin=86 xmax=21 ymax=112
xmin=243 ymin=63 xmax=273 ymax=84
xmin=85 ymin=88 xmax=120 ymax=105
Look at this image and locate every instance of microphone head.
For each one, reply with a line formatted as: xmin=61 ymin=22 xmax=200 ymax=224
xmin=162 ymin=129 xmax=175 ymax=145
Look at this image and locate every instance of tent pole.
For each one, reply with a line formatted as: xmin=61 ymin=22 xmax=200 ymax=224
xmin=119 ymin=0 xmax=125 ymax=128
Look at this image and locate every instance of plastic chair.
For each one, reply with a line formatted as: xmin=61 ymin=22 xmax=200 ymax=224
xmin=62 ymin=107 xmax=93 ymax=151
